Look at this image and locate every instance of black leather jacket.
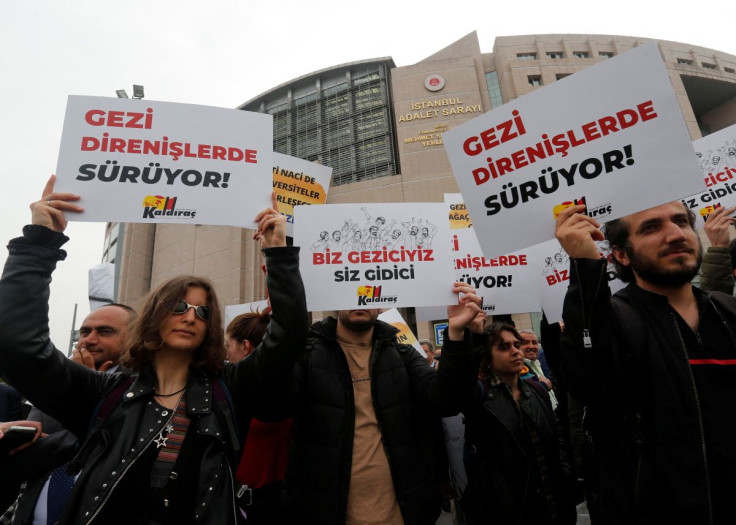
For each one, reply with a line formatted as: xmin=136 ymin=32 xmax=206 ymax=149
xmin=285 ymin=317 xmax=476 ymax=525
xmin=0 ymin=225 xmax=307 ymax=525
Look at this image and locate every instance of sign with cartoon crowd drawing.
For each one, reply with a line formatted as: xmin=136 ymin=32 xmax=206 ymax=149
xmin=272 ymin=152 xmax=332 ymax=236
xmin=55 ymin=96 xmax=273 ymax=227
xmin=294 ymin=203 xmax=455 ymax=311
xmin=531 ymin=239 xmax=625 ymax=324
xmin=681 ymin=123 xmax=736 ymax=228
xmin=443 ymin=43 xmax=704 ymax=258
xmin=378 ymin=308 xmax=426 ymax=356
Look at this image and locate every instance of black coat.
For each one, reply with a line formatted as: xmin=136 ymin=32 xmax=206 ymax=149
xmin=0 ymin=225 xmax=308 ymax=525
xmin=459 ymin=378 xmax=576 ymax=525
xmin=0 ymin=383 xmax=23 ymax=422
xmin=560 ymin=258 xmax=736 ymax=524
xmin=285 ymin=317 xmax=476 ymax=525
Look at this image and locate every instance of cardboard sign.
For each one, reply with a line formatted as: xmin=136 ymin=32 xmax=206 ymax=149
xmin=415 ymin=306 xmax=448 ymax=322
xmin=445 ymin=194 xmax=542 ymax=315
xmin=378 ymin=308 xmax=425 ymax=356
xmin=532 ymin=239 xmax=625 ymax=324
xmin=682 ymin=124 xmax=736 ymax=228
xmin=272 ymin=152 xmax=332 ymax=236
xmin=56 ymin=96 xmax=273 ymax=227
xmin=443 ymin=43 xmax=703 ymax=258
xmin=294 ymin=203 xmax=455 ymax=311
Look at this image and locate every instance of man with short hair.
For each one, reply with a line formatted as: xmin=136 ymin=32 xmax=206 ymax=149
xmin=72 ymin=303 xmax=137 ymax=372
xmin=555 ymin=201 xmax=736 ymax=525
xmin=12 ymin=303 xmax=135 ymax=525
xmin=518 ymin=329 xmax=555 ymax=393
xmin=419 ymin=339 xmax=437 ymax=368
xmin=286 ymin=289 xmax=481 ymax=525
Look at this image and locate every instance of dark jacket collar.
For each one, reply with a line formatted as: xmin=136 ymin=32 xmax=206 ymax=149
xmin=123 ymin=365 xmax=214 ymax=415
xmin=309 ymin=316 xmax=399 ymax=343
xmin=618 ymin=282 xmax=711 ymax=309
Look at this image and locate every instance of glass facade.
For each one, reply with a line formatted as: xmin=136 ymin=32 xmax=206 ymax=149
xmin=102 ymin=222 xmax=120 ymax=264
xmin=485 ymin=71 xmax=503 ymax=108
xmin=242 ymin=61 xmax=399 ymax=186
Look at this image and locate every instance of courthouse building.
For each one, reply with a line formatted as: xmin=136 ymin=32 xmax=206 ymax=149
xmin=105 ymin=31 xmax=736 ymax=343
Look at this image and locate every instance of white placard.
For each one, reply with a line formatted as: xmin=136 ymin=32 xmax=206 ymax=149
xmin=682 ymin=124 xmax=736 ymax=228
xmin=415 ymin=306 xmax=448 ymax=322
xmin=378 ymin=308 xmax=425 ymax=356
xmin=56 ymin=96 xmax=273 ymax=227
xmin=443 ymin=43 xmax=703 ymax=258
xmin=445 ymin=194 xmax=542 ymax=315
xmin=272 ymin=152 xmax=333 ymax=236
xmin=532 ymin=239 xmax=625 ymax=324
xmin=294 ymin=203 xmax=455 ymax=311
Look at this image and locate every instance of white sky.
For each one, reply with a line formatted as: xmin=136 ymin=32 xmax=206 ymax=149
xmin=1 ymin=0 xmax=734 ymax=348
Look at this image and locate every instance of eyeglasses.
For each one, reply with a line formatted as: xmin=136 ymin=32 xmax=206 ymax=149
xmin=170 ymin=300 xmax=209 ymax=321
xmin=495 ymin=341 xmax=522 ymax=351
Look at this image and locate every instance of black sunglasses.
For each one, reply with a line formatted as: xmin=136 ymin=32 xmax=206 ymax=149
xmin=170 ymin=299 xmax=209 ymax=321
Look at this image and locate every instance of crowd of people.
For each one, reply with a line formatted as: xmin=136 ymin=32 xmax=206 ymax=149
xmin=1 ymin=175 xmax=736 ymax=525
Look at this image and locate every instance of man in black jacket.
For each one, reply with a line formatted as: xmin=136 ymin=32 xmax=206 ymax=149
xmin=555 ymin=201 xmax=736 ymax=525
xmin=286 ymin=291 xmax=481 ymax=525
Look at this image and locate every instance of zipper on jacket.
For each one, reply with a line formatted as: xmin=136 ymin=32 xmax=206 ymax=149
xmin=671 ymin=312 xmax=714 ymax=525
xmin=83 ymin=411 xmax=175 ymax=525
xmin=573 ymin=259 xmax=606 ymax=349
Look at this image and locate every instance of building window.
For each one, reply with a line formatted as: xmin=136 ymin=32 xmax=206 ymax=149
xmin=556 ymin=73 xmax=571 ymax=80
xmin=702 ymin=62 xmax=717 ymax=69
xmin=516 ymin=52 xmax=537 ymax=60
xmin=725 ymin=67 xmax=735 ymax=73
xmin=573 ymin=51 xmax=589 ymax=58
xmin=485 ymin=71 xmax=503 ymax=109
xmin=528 ymin=75 xmax=542 ymax=86
xmin=546 ymin=52 xmax=563 ymax=59
xmin=677 ymin=58 xmax=693 ymax=65
xmin=599 ymin=52 xmax=614 ymax=59
xmin=241 ymin=61 xmax=399 ymax=187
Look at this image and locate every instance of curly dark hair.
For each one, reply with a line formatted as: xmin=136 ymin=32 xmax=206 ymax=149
xmin=603 ymin=202 xmax=696 ymax=283
xmin=121 ymin=275 xmax=225 ymax=374
xmin=478 ymin=322 xmax=521 ymax=381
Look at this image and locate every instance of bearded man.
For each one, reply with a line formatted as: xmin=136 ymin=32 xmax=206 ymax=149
xmin=555 ymin=201 xmax=736 ymax=525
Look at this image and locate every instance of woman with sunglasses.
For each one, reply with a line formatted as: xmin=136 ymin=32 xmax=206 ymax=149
xmin=0 ymin=176 xmax=307 ymax=525
xmin=452 ymin=322 xmax=576 ymax=525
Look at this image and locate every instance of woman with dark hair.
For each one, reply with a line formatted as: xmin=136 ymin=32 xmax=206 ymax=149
xmin=0 ymin=177 xmax=308 ymax=525
xmin=225 ymin=311 xmax=270 ymax=364
xmin=452 ymin=322 xmax=576 ymax=525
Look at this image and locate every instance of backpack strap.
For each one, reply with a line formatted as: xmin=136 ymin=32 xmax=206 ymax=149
xmin=88 ymin=376 xmax=136 ymax=434
xmin=213 ymin=376 xmax=242 ymax=453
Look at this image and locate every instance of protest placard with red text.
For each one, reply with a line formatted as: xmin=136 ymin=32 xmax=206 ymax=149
xmin=443 ymin=43 xmax=703 ymax=258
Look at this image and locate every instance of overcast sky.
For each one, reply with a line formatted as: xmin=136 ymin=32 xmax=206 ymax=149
xmin=1 ymin=0 xmax=734 ymax=347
